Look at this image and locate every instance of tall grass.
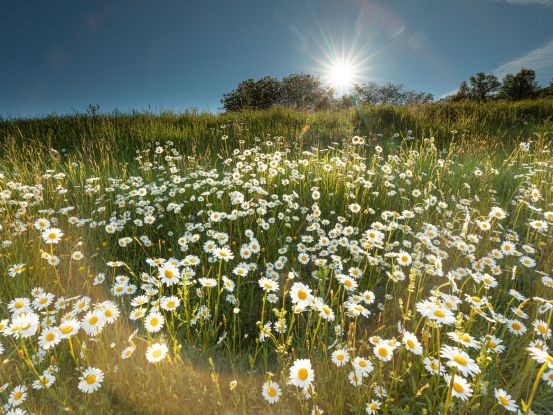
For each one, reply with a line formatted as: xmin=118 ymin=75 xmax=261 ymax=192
xmin=0 ymin=102 xmax=552 ymax=414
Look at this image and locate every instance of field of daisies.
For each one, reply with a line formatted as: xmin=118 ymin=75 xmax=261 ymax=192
xmin=0 ymin=106 xmax=552 ymax=414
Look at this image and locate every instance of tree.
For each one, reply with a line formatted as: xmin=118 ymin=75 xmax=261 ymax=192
xmin=221 ymin=77 xmax=282 ymax=111
xmin=353 ymin=82 xmax=433 ymax=105
xmin=279 ymin=73 xmax=333 ymax=110
xmin=251 ymin=76 xmax=282 ymax=109
xmin=451 ymin=81 xmax=470 ymax=102
xmin=221 ymin=79 xmax=256 ymax=111
xmin=335 ymin=94 xmax=355 ymax=109
xmin=468 ymin=72 xmax=500 ymax=101
xmin=353 ymin=82 xmax=380 ymax=104
xmin=500 ymin=68 xmax=538 ymax=101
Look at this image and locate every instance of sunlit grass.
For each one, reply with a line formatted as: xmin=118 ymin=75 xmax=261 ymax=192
xmin=0 ymin=104 xmax=552 ymax=414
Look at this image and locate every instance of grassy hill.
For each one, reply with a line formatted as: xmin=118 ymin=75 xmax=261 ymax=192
xmin=0 ymin=100 xmax=552 ymax=414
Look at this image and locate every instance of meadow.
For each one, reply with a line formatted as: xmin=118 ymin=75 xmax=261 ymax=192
xmin=0 ymin=100 xmax=552 ymax=414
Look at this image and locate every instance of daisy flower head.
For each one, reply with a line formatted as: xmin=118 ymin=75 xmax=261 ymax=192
xmin=42 ymin=227 xmax=63 ymax=244
xmin=261 ymin=380 xmax=282 ymax=404
xmin=440 ymin=345 xmax=481 ymax=377
xmin=146 ymin=342 xmax=168 ymax=363
xmin=144 ymin=311 xmax=164 ymax=333
xmin=542 ymin=369 xmax=553 ymax=387
xmin=331 ymin=348 xmax=350 ymax=367
xmin=494 ymin=388 xmax=518 ymax=412
xmin=353 ymin=356 xmax=374 ymax=376
xmin=290 ymin=282 xmax=313 ymax=307
xmin=444 ymin=374 xmax=473 ymax=401
xmin=9 ymin=385 xmax=27 ymax=407
xmin=78 ymin=367 xmax=104 ymax=394
xmin=289 ymin=358 xmax=314 ymax=388
xmin=373 ymin=343 xmax=394 ymax=362
xmin=403 ymin=331 xmax=423 ymax=355
xmin=258 ymin=277 xmax=279 ymax=292
xmin=423 ymin=357 xmax=445 ymax=376
xmin=366 ymin=400 xmax=381 ymax=414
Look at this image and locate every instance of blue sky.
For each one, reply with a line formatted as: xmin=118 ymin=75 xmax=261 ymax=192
xmin=2 ymin=0 xmax=553 ymax=117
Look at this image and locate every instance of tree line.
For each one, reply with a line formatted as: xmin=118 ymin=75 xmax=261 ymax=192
xmin=451 ymin=69 xmax=553 ymax=102
xmin=220 ymin=68 xmax=553 ymax=111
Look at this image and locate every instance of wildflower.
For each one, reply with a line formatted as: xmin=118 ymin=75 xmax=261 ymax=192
xmin=533 ymin=320 xmax=551 ymax=339
xmin=214 ymin=246 xmax=234 ymax=262
xmin=289 ymin=359 xmax=314 ymax=388
xmin=158 ymin=263 xmax=181 ymax=286
xmin=527 ymin=347 xmax=553 ymax=369
xmin=353 ymin=357 xmax=374 ymax=376
xmin=542 ymin=369 xmax=553 ymax=387
xmin=423 ymin=357 xmax=444 ymax=375
xmin=121 ymin=346 xmax=136 ymax=359
xmin=290 ymin=282 xmax=313 ymax=307
xmin=331 ymin=348 xmax=349 ymax=367
xmin=494 ymin=388 xmax=518 ymax=412
xmin=259 ymin=277 xmax=278 ymax=292
xmin=144 ymin=311 xmax=164 ymax=333
xmin=7 ymin=264 xmax=26 ymax=278
xmin=366 ymin=400 xmax=381 ymax=414
xmin=146 ymin=343 xmax=168 ymax=363
xmin=507 ymin=319 xmax=527 ymax=335
xmin=78 ymin=368 xmax=104 ymax=394
xmin=444 ymin=374 xmax=472 ymax=401
xmin=403 ymin=331 xmax=423 ymax=355
xmin=373 ymin=343 xmax=394 ymax=362
xmin=440 ymin=346 xmax=481 ymax=377
xmin=42 ymin=227 xmax=63 ymax=244
xmin=261 ymin=380 xmax=281 ymax=404
xmin=9 ymin=385 xmax=27 ymax=406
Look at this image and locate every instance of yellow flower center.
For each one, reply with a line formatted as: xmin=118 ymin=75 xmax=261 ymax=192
xmin=86 ymin=374 xmax=97 ymax=385
xmin=453 ymin=382 xmax=464 ymax=393
xmin=298 ymin=368 xmax=309 ymax=380
xmin=61 ymin=326 xmax=73 ymax=335
xmin=453 ymin=355 xmax=468 ymax=366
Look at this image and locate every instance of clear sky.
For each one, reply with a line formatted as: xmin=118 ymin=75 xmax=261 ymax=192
xmin=2 ymin=0 xmax=553 ymax=117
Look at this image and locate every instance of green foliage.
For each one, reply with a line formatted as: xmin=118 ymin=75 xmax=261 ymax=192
xmin=500 ymin=69 xmax=539 ymax=101
xmin=0 ymin=104 xmax=552 ymax=414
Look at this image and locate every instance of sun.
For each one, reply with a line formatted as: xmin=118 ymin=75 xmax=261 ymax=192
xmin=323 ymin=57 xmax=360 ymax=95
xmin=328 ymin=61 xmax=354 ymax=90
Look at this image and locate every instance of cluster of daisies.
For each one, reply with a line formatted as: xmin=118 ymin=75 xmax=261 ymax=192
xmin=0 ymin=136 xmax=552 ymax=414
